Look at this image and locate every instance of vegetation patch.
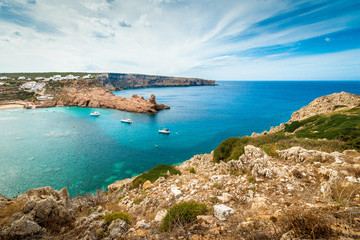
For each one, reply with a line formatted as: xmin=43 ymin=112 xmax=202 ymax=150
xmin=161 ymin=202 xmax=208 ymax=231
xmin=189 ymin=167 xmax=196 ymax=174
xmin=131 ymin=164 xmax=181 ymax=189
xmin=214 ymin=107 xmax=360 ymax=163
xmin=102 ymin=212 xmax=131 ymax=224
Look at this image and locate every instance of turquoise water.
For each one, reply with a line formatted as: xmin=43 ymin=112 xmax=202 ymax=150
xmin=1 ymin=81 xmax=360 ymax=197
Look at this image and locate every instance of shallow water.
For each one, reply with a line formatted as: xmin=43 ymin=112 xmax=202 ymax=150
xmin=1 ymin=81 xmax=360 ymax=197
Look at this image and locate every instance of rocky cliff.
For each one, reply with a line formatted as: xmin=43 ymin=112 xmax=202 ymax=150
xmin=35 ymin=79 xmax=170 ymax=114
xmin=252 ymin=91 xmax=360 ymax=137
xmin=289 ymin=91 xmax=360 ymax=123
xmin=98 ymin=73 xmax=216 ymax=90
xmin=1 ymin=92 xmax=360 ymax=240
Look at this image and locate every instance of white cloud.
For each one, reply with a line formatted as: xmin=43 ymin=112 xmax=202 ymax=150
xmin=0 ymin=0 xmax=358 ymax=80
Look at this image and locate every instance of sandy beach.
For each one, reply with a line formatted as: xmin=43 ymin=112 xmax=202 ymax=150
xmin=0 ymin=104 xmax=24 ymax=110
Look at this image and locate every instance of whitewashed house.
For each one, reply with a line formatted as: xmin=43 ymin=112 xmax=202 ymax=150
xmin=0 ymin=82 xmax=4 ymax=86
xmin=0 ymin=76 xmax=8 ymax=80
xmin=18 ymin=76 xmax=26 ymax=80
xmin=35 ymin=77 xmax=45 ymax=80
xmin=83 ymin=74 xmax=92 ymax=79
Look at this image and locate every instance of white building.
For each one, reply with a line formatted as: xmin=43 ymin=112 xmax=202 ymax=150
xmin=18 ymin=76 xmax=26 ymax=80
xmin=83 ymin=74 xmax=92 ymax=79
xmin=27 ymin=78 xmax=32 ymax=80
xmin=37 ymin=96 xmax=54 ymax=100
xmin=35 ymin=77 xmax=45 ymax=80
xmin=0 ymin=82 xmax=4 ymax=86
xmin=21 ymin=81 xmax=46 ymax=91
xmin=0 ymin=76 xmax=8 ymax=80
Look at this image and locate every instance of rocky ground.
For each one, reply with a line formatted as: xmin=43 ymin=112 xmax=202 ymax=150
xmin=1 ymin=92 xmax=360 ymax=239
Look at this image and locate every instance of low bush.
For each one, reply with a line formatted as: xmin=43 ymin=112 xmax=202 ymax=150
xmin=131 ymin=164 xmax=181 ymax=189
xmin=161 ymin=202 xmax=208 ymax=231
xmin=278 ymin=207 xmax=336 ymax=238
xmin=102 ymin=212 xmax=131 ymax=224
xmin=189 ymin=167 xmax=196 ymax=174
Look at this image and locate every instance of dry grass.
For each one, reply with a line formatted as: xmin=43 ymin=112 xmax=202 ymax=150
xmin=0 ymin=200 xmax=25 ymax=228
xmin=278 ymin=207 xmax=337 ymax=239
xmin=331 ymin=181 xmax=360 ymax=206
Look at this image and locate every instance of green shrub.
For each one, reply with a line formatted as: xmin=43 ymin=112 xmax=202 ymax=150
xmin=102 ymin=212 xmax=131 ymax=224
xmin=131 ymin=164 xmax=181 ymax=189
xmin=247 ymin=176 xmax=256 ymax=184
xmin=285 ymin=121 xmax=302 ymax=133
xmin=87 ymin=207 xmax=95 ymax=215
xmin=334 ymin=105 xmax=347 ymax=109
xmin=97 ymin=230 xmax=105 ymax=237
xmin=212 ymin=182 xmax=223 ymax=189
xmin=213 ymin=137 xmax=248 ymax=163
xmin=161 ymin=202 xmax=208 ymax=231
xmin=189 ymin=167 xmax=196 ymax=174
xmin=133 ymin=197 xmax=144 ymax=205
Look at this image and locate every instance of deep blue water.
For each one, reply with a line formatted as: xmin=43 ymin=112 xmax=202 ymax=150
xmin=1 ymin=81 xmax=360 ymax=197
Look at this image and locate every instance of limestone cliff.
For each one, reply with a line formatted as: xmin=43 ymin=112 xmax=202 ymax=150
xmin=289 ymin=91 xmax=360 ymax=123
xmin=98 ymin=73 xmax=216 ymax=90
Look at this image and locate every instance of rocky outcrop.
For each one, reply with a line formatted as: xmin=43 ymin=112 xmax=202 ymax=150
xmin=251 ymin=91 xmax=360 ymax=137
xmin=0 ymin=187 xmax=75 ymax=239
xmin=289 ymin=91 xmax=360 ymax=123
xmin=36 ymin=87 xmax=170 ymax=114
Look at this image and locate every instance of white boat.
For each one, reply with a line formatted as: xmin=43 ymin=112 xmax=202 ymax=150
xmin=90 ymin=111 xmax=101 ymax=116
xmin=159 ymin=128 xmax=170 ymax=134
xmin=121 ymin=119 xmax=133 ymax=123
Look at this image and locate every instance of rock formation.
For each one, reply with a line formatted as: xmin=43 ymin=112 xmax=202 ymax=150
xmin=98 ymin=73 xmax=216 ymax=89
xmin=252 ymin=91 xmax=360 ymax=137
xmin=289 ymin=91 xmax=360 ymax=123
xmin=36 ymin=87 xmax=170 ymax=114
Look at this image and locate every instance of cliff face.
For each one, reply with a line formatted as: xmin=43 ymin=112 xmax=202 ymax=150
xmin=98 ymin=73 xmax=216 ymax=90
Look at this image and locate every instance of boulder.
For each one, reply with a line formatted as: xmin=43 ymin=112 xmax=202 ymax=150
xmin=1 ymin=215 xmax=44 ymax=239
xmin=214 ymin=204 xmax=234 ymax=221
xmin=142 ymin=180 xmax=152 ymax=191
xmin=108 ymin=219 xmax=128 ymax=238
xmin=154 ymin=209 xmax=167 ymax=222
xmin=171 ymin=186 xmax=182 ymax=198
xmin=135 ymin=220 xmax=150 ymax=229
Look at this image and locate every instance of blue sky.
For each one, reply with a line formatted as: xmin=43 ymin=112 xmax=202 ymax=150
xmin=0 ymin=0 xmax=359 ymax=80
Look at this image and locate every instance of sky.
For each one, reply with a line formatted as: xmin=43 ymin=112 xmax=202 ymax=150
xmin=0 ymin=0 xmax=359 ymax=80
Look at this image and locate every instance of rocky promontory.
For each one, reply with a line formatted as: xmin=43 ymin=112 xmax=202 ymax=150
xmin=36 ymin=86 xmax=169 ymax=114
xmin=289 ymin=91 xmax=360 ymax=123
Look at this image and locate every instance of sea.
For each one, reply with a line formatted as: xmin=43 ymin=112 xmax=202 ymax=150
xmin=1 ymin=81 xmax=360 ymax=197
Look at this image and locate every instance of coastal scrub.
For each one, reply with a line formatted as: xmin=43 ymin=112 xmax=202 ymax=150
xmin=131 ymin=164 xmax=181 ymax=189
xmin=161 ymin=202 xmax=208 ymax=231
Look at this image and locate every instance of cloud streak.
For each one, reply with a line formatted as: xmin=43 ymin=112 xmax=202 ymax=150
xmin=0 ymin=0 xmax=359 ymax=80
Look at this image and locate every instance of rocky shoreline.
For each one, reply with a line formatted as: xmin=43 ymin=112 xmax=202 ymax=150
xmin=34 ymin=87 xmax=169 ymax=114
xmin=1 ymin=92 xmax=359 ymax=239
